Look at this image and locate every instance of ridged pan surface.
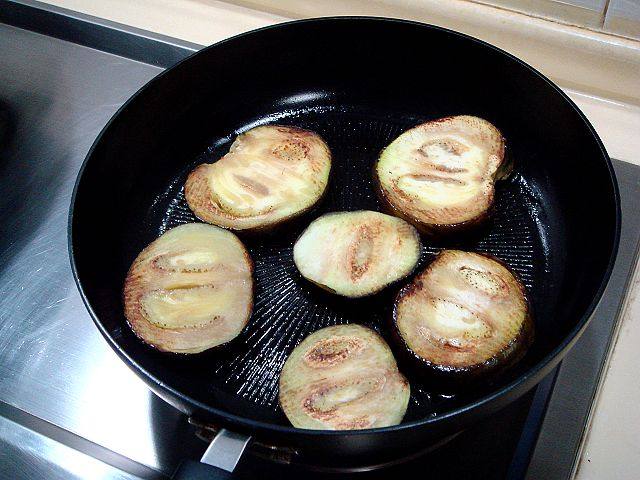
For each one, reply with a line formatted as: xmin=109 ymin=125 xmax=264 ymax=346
xmin=141 ymin=105 xmax=552 ymax=424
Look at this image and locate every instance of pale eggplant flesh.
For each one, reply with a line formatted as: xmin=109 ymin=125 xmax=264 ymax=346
xmin=279 ymin=324 xmax=410 ymax=430
xmin=375 ymin=116 xmax=508 ymax=236
xmin=185 ymin=125 xmax=331 ymax=232
xmin=123 ymin=223 xmax=253 ymax=354
xmin=391 ymin=250 xmax=532 ymax=383
xmin=293 ymin=210 xmax=421 ymax=298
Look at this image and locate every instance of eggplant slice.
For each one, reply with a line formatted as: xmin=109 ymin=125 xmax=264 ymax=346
xmin=293 ymin=210 xmax=421 ymax=298
xmin=375 ymin=116 xmax=507 ymax=236
xmin=123 ymin=223 xmax=253 ymax=354
xmin=185 ymin=125 xmax=331 ymax=231
xmin=392 ymin=250 xmax=532 ymax=382
xmin=279 ymin=324 xmax=410 ymax=430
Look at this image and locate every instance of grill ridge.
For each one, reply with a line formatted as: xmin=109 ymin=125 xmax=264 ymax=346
xmin=152 ymin=107 xmax=550 ymax=417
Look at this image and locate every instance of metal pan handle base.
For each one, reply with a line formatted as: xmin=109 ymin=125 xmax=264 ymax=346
xmin=173 ymin=429 xmax=251 ymax=479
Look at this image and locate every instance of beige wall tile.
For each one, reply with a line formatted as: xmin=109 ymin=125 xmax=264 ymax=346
xmin=472 ymin=0 xmax=606 ymax=28
xmin=605 ymin=0 xmax=640 ymax=40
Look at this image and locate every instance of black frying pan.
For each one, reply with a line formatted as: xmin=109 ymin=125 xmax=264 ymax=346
xmin=69 ymin=17 xmax=620 ymax=478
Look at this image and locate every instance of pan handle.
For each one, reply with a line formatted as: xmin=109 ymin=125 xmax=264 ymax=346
xmin=172 ymin=429 xmax=251 ymax=479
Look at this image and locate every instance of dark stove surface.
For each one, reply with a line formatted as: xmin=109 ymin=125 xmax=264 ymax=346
xmin=0 ymin=2 xmax=638 ymax=480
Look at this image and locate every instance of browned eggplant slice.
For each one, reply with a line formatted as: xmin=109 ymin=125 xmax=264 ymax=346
xmin=293 ymin=211 xmax=421 ymax=298
xmin=375 ymin=116 xmax=507 ymax=236
xmin=279 ymin=324 xmax=410 ymax=430
xmin=123 ymin=223 xmax=253 ymax=354
xmin=185 ymin=125 xmax=331 ymax=231
xmin=391 ymin=250 xmax=532 ymax=382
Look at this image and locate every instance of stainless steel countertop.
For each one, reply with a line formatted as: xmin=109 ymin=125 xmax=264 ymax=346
xmin=0 ymin=5 xmax=639 ymax=480
xmin=0 ymin=411 xmax=139 ymax=480
xmin=0 ymin=21 xmax=203 ymax=478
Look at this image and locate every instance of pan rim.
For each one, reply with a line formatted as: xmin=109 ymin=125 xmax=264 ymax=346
xmin=68 ymin=15 xmax=621 ymax=438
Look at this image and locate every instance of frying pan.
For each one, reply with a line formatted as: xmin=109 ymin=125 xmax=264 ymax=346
xmin=69 ymin=17 xmax=620 ymax=478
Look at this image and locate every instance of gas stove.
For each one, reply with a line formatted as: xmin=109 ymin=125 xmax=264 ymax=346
xmin=0 ymin=2 xmax=639 ymax=479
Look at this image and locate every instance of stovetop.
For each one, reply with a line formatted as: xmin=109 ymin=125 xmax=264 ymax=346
xmin=0 ymin=2 xmax=639 ymax=479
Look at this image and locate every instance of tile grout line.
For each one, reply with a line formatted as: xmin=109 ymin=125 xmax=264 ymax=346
xmin=600 ymin=0 xmax=612 ymax=28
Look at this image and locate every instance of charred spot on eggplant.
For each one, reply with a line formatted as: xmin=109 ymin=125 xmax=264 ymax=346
xmin=185 ymin=125 xmax=331 ymax=232
xmin=391 ymin=250 xmax=532 ymax=383
xmin=293 ymin=210 xmax=421 ymax=298
xmin=123 ymin=223 xmax=253 ymax=354
xmin=279 ymin=324 xmax=410 ymax=430
xmin=375 ymin=116 xmax=506 ymax=236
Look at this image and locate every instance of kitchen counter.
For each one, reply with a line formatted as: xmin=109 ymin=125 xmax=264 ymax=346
xmin=16 ymin=0 xmax=640 ymax=478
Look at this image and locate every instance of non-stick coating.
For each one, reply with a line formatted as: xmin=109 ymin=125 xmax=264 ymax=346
xmin=70 ymin=18 xmax=619 ymax=459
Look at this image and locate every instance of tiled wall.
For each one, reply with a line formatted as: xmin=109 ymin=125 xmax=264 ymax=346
xmin=605 ymin=0 xmax=640 ymax=38
xmin=472 ymin=0 xmax=640 ymax=39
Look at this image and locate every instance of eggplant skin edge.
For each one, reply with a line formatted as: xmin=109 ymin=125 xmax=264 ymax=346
xmin=185 ymin=125 xmax=332 ymax=234
xmin=373 ymin=169 xmax=494 ymax=239
xmin=373 ymin=116 xmax=513 ymax=239
xmin=122 ymin=225 xmax=255 ymax=355
xmin=389 ymin=251 xmax=534 ymax=387
xmin=277 ymin=323 xmax=410 ymax=430
xmin=293 ymin=210 xmax=423 ymax=299
xmin=122 ymin=251 xmax=255 ymax=356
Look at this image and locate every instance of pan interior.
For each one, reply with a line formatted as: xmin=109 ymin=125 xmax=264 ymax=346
xmin=131 ymin=104 xmax=555 ymax=425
